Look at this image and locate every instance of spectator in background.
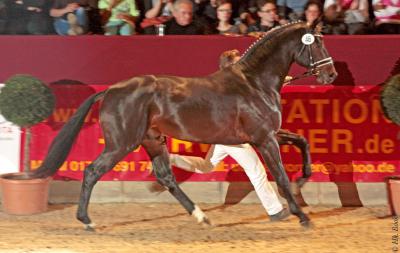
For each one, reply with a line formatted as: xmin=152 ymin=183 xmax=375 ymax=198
xmin=162 ymin=0 xmax=205 ymax=34
xmin=373 ymin=0 xmax=400 ymax=34
xmin=196 ymin=0 xmax=218 ymax=25
xmin=228 ymin=0 xmax=253 ymax=33
xmin=50 ymin=0 xmax=89 ymax=35
xmin=140 ymin=0 xmax=174 ymax=34
xmin=324 ymin=0 xmax=370 ymax=34
xmin=194 ymin=0 xmax=241 ymax=34
xmin=0 ymin=0 xmax=7 ymax=33
xmin=83 ymin=0 xmax=104 ymax=34
xmin=99 ymin=0 xmax=140 ymax=35
xmin=277 ymin=0 xmax=308 ymax=22
xmin=195 ymin=0 xmax=249 ymax=23
xmin=191 ymin=0 xmax=207 ymax=15
xmin=144 ymin=0 xmax=173 ymax=19
xmin=233 ymin=0 xmax=257 ymax=28
xmin=6 ymin=0 xmax=53 ymax=34
xmin=247 ymin=0 xmax=280 ymax=34
xmin=214 ymin=0 xmax=245 ymax=34
xmin=303 ymin=0 xmax=322 ymax=26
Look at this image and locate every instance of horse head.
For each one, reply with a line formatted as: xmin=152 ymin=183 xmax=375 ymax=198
xmin=294 ymin=21 xmax=338 ymax=84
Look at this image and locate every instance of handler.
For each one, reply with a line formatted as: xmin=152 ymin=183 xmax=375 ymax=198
xmin=167 ymin=49 xmax=292 ymax=222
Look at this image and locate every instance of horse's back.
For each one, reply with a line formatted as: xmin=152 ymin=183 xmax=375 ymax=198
xmin=100 ymin=71 xmax=279 ymax=144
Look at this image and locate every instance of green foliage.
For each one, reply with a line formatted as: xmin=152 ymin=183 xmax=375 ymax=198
xmin=0 ymin=74 xmax=55 ymax=127
xmin=381 ymin=74 xmax=400 ymax=125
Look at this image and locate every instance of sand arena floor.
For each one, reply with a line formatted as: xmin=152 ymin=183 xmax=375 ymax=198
xmin=0 ymin=203 xmax=395 ymax=253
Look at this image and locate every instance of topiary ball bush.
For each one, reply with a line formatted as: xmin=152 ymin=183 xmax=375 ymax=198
xmin=0 ymin=74 xmax=55 ymax=127
xmin=381 ymin=74 xmax=400 ymax=126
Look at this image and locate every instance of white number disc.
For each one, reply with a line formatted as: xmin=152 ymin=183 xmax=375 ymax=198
xmin=301 ymin=33 xmax=315 ymax=45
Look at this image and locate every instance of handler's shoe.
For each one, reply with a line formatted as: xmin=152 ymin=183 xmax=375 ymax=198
xmin=269 ymin=208 xmax=290 ymax=222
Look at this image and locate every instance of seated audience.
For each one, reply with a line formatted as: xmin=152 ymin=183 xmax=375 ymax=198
xmin=98 ymin=0 xmax=140 ymax=35
xmin=324 ymin=0 xmax=370 ymax=34
xmin=140 ymin=0 xmax=173 ymax=34
xmin=0 ymin=0 xmax=7 ymax=33
xmin=303 ymin=0 xmax=323 ymax=26
xmin=83 ymin=0 xmax=104 ymax=34
xmin=247 ymin=0 xmax=280 ymax=34
xmin=195 ymin=0 xmax=218 ymax=27
xmin=277 ymin=0 xmax=308 ymax=22
xmin=373 ymin=0 xmax=400 ymax=34
xmin=1 ymin=0 xmax=397 ymax=34
xmin=214 ymin=0 xmax=245 ymax=34
xmin=6 ymin=0 xmax=53 ymax=34
xmin=160 ymin=0 xmax=205 ymax=34
xmin=229 ymin=0 xmax=258 ymax=27
xmin=144 ymin=0 xmax=173 ymax=18
xmin=50 ymin=0 xmax=89 ymax=35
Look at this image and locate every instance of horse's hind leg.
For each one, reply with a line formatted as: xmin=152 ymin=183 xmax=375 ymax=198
xmin=276 ymin=130 xmax=311 ymax=190
xmin=76 ymin=147 xmax=134 ymax=230
xmin=256 ymin=137 xmax=311 ymax=227
xmin=76 ymin=111 xmax=147 ymax=229
xmin=142 ymin=135 xmax=210 ymax=225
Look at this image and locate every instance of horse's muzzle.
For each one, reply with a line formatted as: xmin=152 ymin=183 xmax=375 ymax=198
xmin=317 ymin=66 xmax=338 ymax=84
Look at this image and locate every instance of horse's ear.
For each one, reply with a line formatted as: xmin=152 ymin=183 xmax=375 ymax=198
xmin=310 ymin=17 xmax=323 ymax=32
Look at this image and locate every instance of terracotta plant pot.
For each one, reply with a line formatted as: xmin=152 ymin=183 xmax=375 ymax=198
xmin=386 ymin=176 xmax=400 ymax=216
xmin=0 ymin=172 xmax=50 ymax=215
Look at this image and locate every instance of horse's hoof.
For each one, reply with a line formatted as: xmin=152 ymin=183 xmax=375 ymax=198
xmin=201 ymin=216 xmax=212 ymax=226
xmin=300 ymin=220 xmax=313 ymax=229
xmin=84 ymin=223 xmax=96 ymax=232
xmin=192 ymin=205 xmax=211 ymax=225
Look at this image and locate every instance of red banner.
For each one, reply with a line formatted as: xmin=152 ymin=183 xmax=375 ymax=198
xmin=28 ymin=84 xmax=400 ymax=182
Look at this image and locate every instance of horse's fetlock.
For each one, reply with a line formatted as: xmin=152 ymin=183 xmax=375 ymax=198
xmin=76 ymin=213 xmax=89 ymax=224
xmin=303 ymin=168 xmax=312 ymax=178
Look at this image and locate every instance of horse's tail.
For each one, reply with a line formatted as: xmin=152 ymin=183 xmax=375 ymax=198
xmin=31 ymin=90 xmax=107 ymax=178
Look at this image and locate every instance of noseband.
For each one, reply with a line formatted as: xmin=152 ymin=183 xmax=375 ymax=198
xmin=289 ymin=33 xmax=334 ymax=83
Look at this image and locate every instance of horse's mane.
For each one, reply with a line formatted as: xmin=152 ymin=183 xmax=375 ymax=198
xmin=238 ymin=21 xmax=308 ymax=65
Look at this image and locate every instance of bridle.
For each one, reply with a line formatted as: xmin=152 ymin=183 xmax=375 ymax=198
xmin=287 ymin=33 xmax=334 ymax=84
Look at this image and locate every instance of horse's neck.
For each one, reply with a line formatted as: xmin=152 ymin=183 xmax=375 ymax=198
xmin=239 ymin=41 xmax=295 ymax=92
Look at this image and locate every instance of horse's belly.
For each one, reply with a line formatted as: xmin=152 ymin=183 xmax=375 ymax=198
xmin=153 ymin=117 xmax=250 ymax=145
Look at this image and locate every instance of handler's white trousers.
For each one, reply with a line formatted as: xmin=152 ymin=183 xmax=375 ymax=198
xmin=170 ymin=144 xmax=283 ymax=215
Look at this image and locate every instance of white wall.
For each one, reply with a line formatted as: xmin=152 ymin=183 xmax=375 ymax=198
xmin=0 ymin=84 xmax=21 ymax=174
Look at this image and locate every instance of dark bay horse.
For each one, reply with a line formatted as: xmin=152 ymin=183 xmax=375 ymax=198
xmin=33 ymin=21 xmax=337 ymax=229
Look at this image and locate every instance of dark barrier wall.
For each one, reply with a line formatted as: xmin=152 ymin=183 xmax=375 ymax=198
xmin=0 ymin=35 xmax=399 ymax=86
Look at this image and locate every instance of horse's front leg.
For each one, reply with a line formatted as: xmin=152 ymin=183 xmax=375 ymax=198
xmin=276 ymin=129 xmax=311 ymax=190
xmin=256 ymin=137 xmax=311 ymax=228
xmin=142 ymin=138 xmax=210 ymax=225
